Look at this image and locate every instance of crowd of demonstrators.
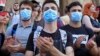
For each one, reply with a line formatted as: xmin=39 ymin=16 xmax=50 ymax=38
xmin=82 ymin=3 xmax=100 ymax=35
xmin=25 ymin=0 xmax=74 ymax=56
xmin=9 ymin=3 xmax=20 ymax=26
xmin=0 ymin=0 xmax=100 ymax=56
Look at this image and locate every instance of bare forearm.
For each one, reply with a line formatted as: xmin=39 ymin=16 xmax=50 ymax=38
xmin=49 ymin=46 xmax=67 ymax=56
xmin=25 ymin=51 xmax=34 ymax=56
xmin=90 ymin=46 xmax=98 ymax=56
xmin=65 ymin=46 xmax=74 ymax=56
xmin=18 ymin=47 xmax=26 ymax=53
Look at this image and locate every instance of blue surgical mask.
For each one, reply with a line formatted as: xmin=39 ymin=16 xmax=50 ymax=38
xmin=70 ymin=12 xmax=82 ymax=22
xmin=43 ymin=9 xmax=58 ymax=23
xmin=20 ymin=9 xmax=32 ymax=21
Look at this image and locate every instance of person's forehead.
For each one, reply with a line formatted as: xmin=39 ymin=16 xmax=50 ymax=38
xmin=70 ymin=6 xmax=82 ymax=10
xmin=20 ymin=4 xmax=31 ymax=8
xmin=43 ymin=3 xmax=57 ymax=8
xmin=14 ymin=4 xmax=19 ymax=6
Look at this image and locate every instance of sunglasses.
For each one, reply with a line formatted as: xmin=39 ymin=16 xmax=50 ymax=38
xmin=0 ymin=12 xmax=8 ymax=16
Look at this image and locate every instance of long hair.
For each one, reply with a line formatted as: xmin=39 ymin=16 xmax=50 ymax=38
xmin=83 ymin=3 xmax=93 ymax=16
xmin=97 ymin=6 xmax=100 ymax=20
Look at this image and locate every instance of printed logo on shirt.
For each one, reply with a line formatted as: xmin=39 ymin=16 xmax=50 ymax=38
xmin=72 ymin=34 xmax=89 ymax=45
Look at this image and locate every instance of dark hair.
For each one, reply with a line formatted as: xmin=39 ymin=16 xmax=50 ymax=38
xmin=19 ymin=1 xmax=33 ymax=10
xmin=0 ymin=6 xmax=4 ymax=11
xmin=97 ymin=6 xmax=100 ymax=21
xmin=67 ymin=1 xmax=82 ymax=12
xmin=65 ymin=6 xmax=69 ymax=14
xmin=42 ymin=0 xmax=58 ymax=10
xmin=14 ymin=3 xmax=19 ymax=5
xmin=31 ymin=0 xmax=39 ymax=5
xmin=31 ymin=0 xmax=40 ymax=9
xmin=95 ymin=34 xmax=100 ymax=47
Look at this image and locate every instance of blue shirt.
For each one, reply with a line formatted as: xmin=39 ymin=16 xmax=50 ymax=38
xmin=6 ymin=22 xmax=33 ymax=56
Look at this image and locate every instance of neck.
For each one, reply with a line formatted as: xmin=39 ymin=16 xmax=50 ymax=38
xmin=69 ymin=21 xmax=82 ymax=28
xmin=43 ymin=21 xmax=57 ymax=33
xmin=0 ymin=23 xmax=6 ymax=33
xmin=90 ymin=12 xmax=94 ymax=16
xmin=14 ymin=11 xmax=19 ymax=14
xmin=21 ymin=20 xmax=32 ymax=28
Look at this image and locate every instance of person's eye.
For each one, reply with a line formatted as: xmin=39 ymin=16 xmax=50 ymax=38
xmin=51 ymin=7 xmax=56 ymax=10
xmin=20 ymin=8 xmax=24 ymax=10
xmin=26 ymin=8 xmax=31 ymax=10
xmin=78 ymin=10 xmax=82 ymax=12
xmin=72 ymin=10 xmax=76 ymax=12
xmin=44 ymin=7 xmax=49 ymax=11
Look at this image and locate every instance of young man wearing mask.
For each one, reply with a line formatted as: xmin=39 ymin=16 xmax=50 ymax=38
xmin=5 ymin=1 xmax=34 ymax=56
xmin=10 ymin=3 xmax=20 ymax=26
xmin=61 ymin=1 xmax=94 ymax=56
xmin=25 ymin=0 xmax=74 ymax=56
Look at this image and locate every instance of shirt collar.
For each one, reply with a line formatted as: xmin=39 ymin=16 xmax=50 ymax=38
xmin=18 ymin=22 xmax=33 ymax=28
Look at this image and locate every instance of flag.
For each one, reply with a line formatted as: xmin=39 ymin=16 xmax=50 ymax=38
xmin=0 ymin=0 xmax=6 ymax=6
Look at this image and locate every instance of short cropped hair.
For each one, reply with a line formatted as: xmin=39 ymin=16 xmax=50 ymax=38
xmin=67 ymin=1 xmax=82 ymax=12
xmin=42 ymin=0 xmax=58 ymax=10
xmin=19 ymin=1 xmax=33 ymax=10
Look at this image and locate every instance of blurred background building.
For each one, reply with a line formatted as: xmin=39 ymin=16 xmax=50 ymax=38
xmin=4 ymin=0 xmax=100 ymax=15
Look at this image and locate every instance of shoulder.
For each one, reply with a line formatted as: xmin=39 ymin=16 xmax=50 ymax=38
xmin=82 ymin=15 xmax=91 ymax=21
xmin=83 ymin=15 xmax=90 ymax=18
xmin=82 ymin=15 xmax=92 ymax=24
xmin=59 ymin=29 xmax=72 ymax=37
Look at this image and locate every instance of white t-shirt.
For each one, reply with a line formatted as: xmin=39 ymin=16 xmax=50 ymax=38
xmin=11 ymin=14 xmax=20 ymax=26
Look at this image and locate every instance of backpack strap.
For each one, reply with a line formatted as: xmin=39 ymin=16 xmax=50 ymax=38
xmin=29 ymin=23 xmax=38 ymax=41
xmin=59 ymin=29 xmax=67 ymax=48
xmin=11 ymin=24 xmax=18 ymax=36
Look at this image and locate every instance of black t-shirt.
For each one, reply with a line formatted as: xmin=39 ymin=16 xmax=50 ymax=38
xmin=61 ymin=25 xmax=94 ymax=44
xmin=61 ymin=25 xmax=94 ymax=56
xmin=0 ymin=33 xmax=5 ymax=49
xmin=26 ymin=29 xmax=73 ymax=55
xmin=0 ymin=33 xmax=10 ymax=56
xmin=34 ymin=18 xmax=44 ymax=28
